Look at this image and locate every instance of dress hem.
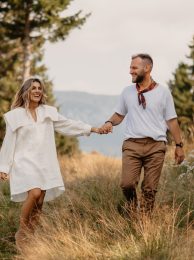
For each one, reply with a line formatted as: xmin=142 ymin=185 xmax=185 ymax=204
xmin=11 ymin=185 xmax=65 ymax=202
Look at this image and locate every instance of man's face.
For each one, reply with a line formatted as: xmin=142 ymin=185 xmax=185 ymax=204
xmin=130 ymin=57 xmax=146 ymax=83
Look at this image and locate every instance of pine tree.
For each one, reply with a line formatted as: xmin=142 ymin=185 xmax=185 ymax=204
xmin=0 ymin=0 xmax=89 ymax=154
xmin=169 ymin=36 xmax=194 ymax=139
xmin=0 ymin=23 xmax=21 ymax=140
xmin=0 ymin=0 xmax=89 ymax=81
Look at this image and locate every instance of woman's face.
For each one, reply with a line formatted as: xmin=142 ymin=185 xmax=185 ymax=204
xmin=29 ymin=81 xmax=43 ymax=105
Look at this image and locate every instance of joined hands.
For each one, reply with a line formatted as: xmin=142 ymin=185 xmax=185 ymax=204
xmin=91 ymin=122 xmax=113 ymax=134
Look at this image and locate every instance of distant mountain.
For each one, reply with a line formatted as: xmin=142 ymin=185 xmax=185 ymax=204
xmin=54 ymin=91 xmax=125 ymax=157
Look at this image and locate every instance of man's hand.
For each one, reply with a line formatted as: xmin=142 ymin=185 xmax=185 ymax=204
xmin=0 ymin=172 xmax=8 ymax=181
xmin=99 ymin=122 xmax=113 ymax=134
xmin=98 ymin=113 xmax=124 ymax=134
xmin=175 ymin=147 xmax=185 ymax=164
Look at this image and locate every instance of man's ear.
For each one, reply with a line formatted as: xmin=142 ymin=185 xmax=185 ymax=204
xmin=144 ymin=64 xmax=152 ymax=73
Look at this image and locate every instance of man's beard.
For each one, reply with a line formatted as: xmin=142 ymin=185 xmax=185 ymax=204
xmin=132 ymin=74 xmax=145 ymax=83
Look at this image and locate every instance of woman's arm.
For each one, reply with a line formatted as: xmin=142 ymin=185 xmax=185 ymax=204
xmin=54 ymin=113 xmax=99 ymax=136
xmin=0 ymin=123 xmax=17 ymax=177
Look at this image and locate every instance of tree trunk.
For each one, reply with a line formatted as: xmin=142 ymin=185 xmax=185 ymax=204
xmin=23 ymin=40 xmax=31 ymax=81
xmin=22 ymin=1 xmax=32 ymax=82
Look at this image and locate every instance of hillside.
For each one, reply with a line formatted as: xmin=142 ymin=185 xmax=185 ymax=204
xmin=54 ymin=91 xmax=125 ymax=157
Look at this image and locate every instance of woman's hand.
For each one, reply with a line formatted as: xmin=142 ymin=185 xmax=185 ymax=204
xmin=0 ymin=172 xmax=8 ymax=181
xmin=91 ymin=127 xmax=100 ymax=134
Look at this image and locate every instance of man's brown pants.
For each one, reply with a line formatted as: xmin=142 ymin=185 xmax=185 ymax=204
xmin=121 ymin=138 xmax=166 ymax=213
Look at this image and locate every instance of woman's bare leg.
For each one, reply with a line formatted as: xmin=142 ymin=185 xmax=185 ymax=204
xmin=15 ymin=188 xmax=42 ymax=247
xmin=19 ymin=188 xmax=42 ymax=229
xmin=29 ymin=190 xmax=46 ymax=230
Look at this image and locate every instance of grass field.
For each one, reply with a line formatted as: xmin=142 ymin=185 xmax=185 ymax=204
xmin=0 ymin=145 xmax=194 ymax=259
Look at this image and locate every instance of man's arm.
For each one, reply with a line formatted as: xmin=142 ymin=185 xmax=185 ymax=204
xmin=166 ymin=118 xmax=185 ymax=164
xmin=100 ymin=112 xmax=125 ymax=134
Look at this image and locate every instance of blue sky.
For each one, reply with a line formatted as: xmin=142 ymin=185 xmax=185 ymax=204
xmin=45 ymin=0 xmax=194 ymax=95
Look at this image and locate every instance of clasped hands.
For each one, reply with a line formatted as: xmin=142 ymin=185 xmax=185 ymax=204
xmin=91 ymin=122 xmax=113 ymax=134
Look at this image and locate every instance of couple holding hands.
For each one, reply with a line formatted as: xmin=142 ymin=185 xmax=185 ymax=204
xmin=0 ymin=53 xmax=184 ymax=247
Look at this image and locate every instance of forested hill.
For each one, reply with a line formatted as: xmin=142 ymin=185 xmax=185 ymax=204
xmin=54 ymin=91 xmax=124 ymax=157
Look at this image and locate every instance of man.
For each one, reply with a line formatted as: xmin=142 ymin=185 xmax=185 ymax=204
xmin=100 ymin=53 xmax=184 ymax=214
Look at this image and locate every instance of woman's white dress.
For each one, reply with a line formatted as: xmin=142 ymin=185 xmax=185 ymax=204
xmin=0 ymin=105 xmax=91 ymax=202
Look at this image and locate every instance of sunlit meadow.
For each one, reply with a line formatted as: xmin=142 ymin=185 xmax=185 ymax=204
xmin=0 ymin=143 xmax=194 ymax=260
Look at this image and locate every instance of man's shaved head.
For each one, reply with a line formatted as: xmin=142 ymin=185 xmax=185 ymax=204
xmin=131 ymin=53 xmax=153 ymax=70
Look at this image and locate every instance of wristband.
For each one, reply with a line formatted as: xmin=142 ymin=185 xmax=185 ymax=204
xmin=105 ymin=121 xmax=113 ymax=125
xmin=176 ymin=142 xmax=183 ymax=148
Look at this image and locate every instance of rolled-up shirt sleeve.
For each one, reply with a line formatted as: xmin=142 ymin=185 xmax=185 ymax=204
xmin=0 ymin=123 xmax=17 ymax=174
xmin=54 ymin=113 xmax=92 ymax=137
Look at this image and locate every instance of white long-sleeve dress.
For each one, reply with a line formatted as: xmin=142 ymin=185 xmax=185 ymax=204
xmin=0 ymin=105 xmax=91 ymax=202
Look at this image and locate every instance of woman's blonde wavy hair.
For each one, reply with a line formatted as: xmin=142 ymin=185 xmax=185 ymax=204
xmin=11 ymin=77 xmax=47 ymax=110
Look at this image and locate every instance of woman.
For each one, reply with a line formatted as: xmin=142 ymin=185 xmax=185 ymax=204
xmin=0 ymin=77 xmax=100 ymax=247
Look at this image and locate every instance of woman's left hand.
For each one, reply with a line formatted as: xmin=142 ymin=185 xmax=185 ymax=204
xmin=0 ymin=172 xmax=8 ymax=181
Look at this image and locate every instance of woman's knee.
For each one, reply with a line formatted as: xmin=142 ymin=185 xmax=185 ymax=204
xmin=37 ymin=191 xmax=46 ymax=207
xmin=28 ymin=188 xmax=42 ymax=200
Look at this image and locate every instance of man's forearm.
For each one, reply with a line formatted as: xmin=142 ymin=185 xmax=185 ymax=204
xmin=107 ymin=113 xmax=125 ymax=126
xmin=166 ymin=118 xmax=182 ymax=143
xmin=166 ymin=118 xmax=185 ymax=164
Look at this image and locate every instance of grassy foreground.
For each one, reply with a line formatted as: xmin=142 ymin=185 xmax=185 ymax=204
xmin=0 ymin=146 xmax=194 ymax=260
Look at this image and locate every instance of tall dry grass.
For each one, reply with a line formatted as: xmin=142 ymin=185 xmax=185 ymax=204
xmin=9 ymin=147 xmax=194 ymax=260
